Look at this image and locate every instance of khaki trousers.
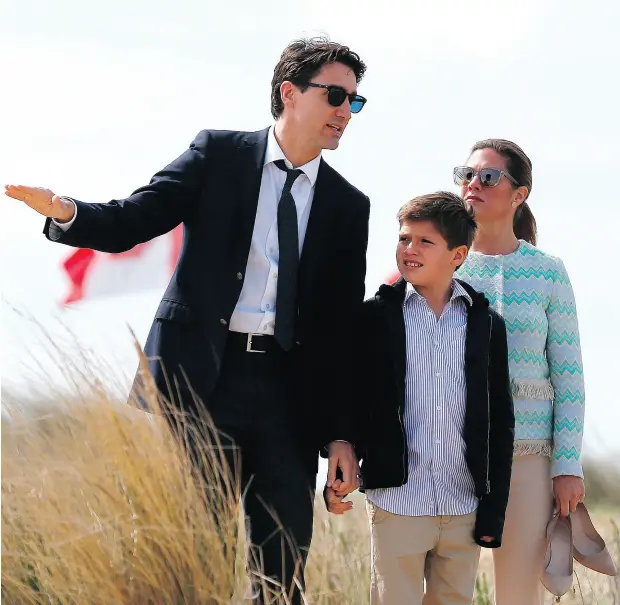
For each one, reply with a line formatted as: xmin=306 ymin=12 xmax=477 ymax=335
xmin=493 ymin=454 xmax=554 ymax=605
xmin=367 ymin=501 xmax=480 ymax=605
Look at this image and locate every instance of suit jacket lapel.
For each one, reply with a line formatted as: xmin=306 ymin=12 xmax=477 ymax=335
xmin=299 ymin=158 xmax=335 ymax=283
xmin=234 ymin=140 xmax=337 ymax=302
xmin=235 ymin=129 xmax=269 ymax=257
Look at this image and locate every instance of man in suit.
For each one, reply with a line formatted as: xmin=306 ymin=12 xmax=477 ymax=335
xmin=5 ymin=37 xmax=370 ymax=603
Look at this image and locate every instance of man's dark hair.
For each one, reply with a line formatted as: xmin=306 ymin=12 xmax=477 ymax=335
xmin=397 ymin=192 xmax=477 ymax=249
xmin=271 ymin=37 xmax=367 ymax=119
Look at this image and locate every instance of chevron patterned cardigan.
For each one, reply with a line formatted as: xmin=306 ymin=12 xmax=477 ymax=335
xmin=458 ymin=240 xmax=585 ymax=478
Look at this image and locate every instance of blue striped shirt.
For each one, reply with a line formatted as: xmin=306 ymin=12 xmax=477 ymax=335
xmin=366 ymin=280 xmax=479 ymax=516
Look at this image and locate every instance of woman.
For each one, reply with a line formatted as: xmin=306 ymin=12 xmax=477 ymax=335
xmin=455 ymin=139 xmax=586 ymax=605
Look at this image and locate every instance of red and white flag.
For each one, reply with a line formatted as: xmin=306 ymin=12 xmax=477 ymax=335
xmin=385 ymin=269 xmax=400 ymax=285
xmin=60 ymin=230 xmax=400 ymax=305
xmin=61 ymin=226 xmax=183 ymax=304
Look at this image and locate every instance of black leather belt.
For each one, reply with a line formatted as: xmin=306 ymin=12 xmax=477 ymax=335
xmin=227 ymin=331 xmax=282 ymax=353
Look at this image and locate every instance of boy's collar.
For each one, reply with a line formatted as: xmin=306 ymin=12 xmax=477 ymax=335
xmin=378 ymin=276 xmax=486 ymax=308
xmin=405 ymin=280 xmax=473 ymax=307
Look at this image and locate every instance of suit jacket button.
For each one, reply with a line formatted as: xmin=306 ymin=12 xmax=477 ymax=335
xmin=220 ymin=318 xmax=228 ymax=325
xmin=236 ymin=272 xmax=243 ymax=280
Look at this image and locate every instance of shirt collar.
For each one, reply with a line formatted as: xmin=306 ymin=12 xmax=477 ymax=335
xmin=405 ymin=279 xmax=473 ymax=307
xmin=451 ymin=280 xmax=473 ymax=306
xmin=265 ymin=125 xmax=321 ymax=186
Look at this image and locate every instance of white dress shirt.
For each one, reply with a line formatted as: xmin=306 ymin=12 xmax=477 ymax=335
xmin=229 ymin=126 xmax=320 ymax=334
xmin=366 ymin=281 xmax=479 ymax=517
xmin=53 ymin=126 xmax=322 ymax=337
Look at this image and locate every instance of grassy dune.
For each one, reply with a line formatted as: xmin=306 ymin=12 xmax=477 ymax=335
xmin=2 ymin=384 xmax=619 ymax=604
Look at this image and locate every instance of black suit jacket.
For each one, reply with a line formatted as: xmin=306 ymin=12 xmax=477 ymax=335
xmin=357 ymin=278 xmax=515 ymax=547
xmin=45 ymin=128 xmax=370 ymax=467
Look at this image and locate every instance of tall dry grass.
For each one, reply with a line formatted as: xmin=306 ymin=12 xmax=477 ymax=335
xmin=2 ymin=382 xmax=619 ymax=604
xmin=1 ymin=393 xmax=244 ymax=604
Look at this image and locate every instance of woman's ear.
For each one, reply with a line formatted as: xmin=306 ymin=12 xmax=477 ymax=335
xmin=513 ymin=185 xmax=529 ymax=206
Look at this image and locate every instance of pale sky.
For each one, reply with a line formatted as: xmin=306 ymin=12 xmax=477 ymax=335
xmin=1 ymin=0 xmax=619 ymax=457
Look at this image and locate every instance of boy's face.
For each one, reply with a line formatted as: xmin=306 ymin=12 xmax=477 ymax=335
xmin=396 ymin=220 xmax=468 ymax=289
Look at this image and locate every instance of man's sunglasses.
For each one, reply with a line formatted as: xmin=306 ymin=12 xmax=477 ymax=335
xmin=453 ymin=166 xmax=519 ymax=188
xmin=305 ymin=82 xmax=367 ymax=114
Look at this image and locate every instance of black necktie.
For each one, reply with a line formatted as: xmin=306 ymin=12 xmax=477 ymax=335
xmin=273 ymin=159 xmax=303 ymax=351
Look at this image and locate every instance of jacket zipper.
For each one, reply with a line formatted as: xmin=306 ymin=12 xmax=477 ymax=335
xmin=387 ymin=294 xmax=408 ymax=486
xmin=485 ymin=311 xmax=492 ymax=495
xmin=366 ymin=295 xmax=409 ymax=487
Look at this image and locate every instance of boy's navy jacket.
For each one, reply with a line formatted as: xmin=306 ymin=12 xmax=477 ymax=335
xmin=357 ymin=277 xmax=515 ymax=548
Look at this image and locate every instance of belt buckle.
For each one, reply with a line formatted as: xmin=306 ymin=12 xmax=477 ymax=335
xmin=246 ymin=333 xmax=266 ymax=354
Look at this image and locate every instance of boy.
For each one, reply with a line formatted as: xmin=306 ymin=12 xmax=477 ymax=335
xmin=327 ymin=192 xmax=514 ymax=605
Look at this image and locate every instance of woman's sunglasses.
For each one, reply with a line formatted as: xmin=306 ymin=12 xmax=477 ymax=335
xmin=305 ymin=82 xmax=367 ymax=114
xmin=453 ymin=166 xmax=519 ymax=188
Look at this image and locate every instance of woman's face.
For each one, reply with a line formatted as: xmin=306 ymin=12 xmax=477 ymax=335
xmin=459 ymin=148 xmax=520 ymax=224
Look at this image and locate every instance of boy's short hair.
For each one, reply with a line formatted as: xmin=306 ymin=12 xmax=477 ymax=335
xmin=397 ymin=191 xmax=477 ymax=249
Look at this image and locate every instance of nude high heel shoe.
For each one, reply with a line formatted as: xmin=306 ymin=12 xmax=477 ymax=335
xmin=572 ymin=502 xmax=617 ymax=576
xmin=542 ymin=512 xmax=574 ymax=598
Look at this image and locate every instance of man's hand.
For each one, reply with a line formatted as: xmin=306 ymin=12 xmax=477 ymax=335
xmin=5 ymin=185 xmax=75 ymax=222
xmin=326 ymin=441 xmax=359 ymax=496
xmin=323 ymin=485 xmax=353 ymax=515
xmin=553 ymin=475 xmax=585 ymax=517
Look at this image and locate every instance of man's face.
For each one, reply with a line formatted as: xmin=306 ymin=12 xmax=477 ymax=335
xmin=285 ymin=62 xmax=359 ymax=152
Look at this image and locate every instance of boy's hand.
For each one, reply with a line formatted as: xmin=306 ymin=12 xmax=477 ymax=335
xmin=323 ymin=485 xmax=353 ymax=515
xmin=326 ymin=441 xmax=359 ymax=495
xmin=480 ymin=536 xmax=494 ymax=542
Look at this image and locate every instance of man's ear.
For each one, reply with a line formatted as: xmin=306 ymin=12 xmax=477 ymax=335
xmin=280 ymin=81 xmax=296 ymax=112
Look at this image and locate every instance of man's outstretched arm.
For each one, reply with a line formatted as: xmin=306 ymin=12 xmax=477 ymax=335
xmin=5 ymin=130 xmax=210 ymax=253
